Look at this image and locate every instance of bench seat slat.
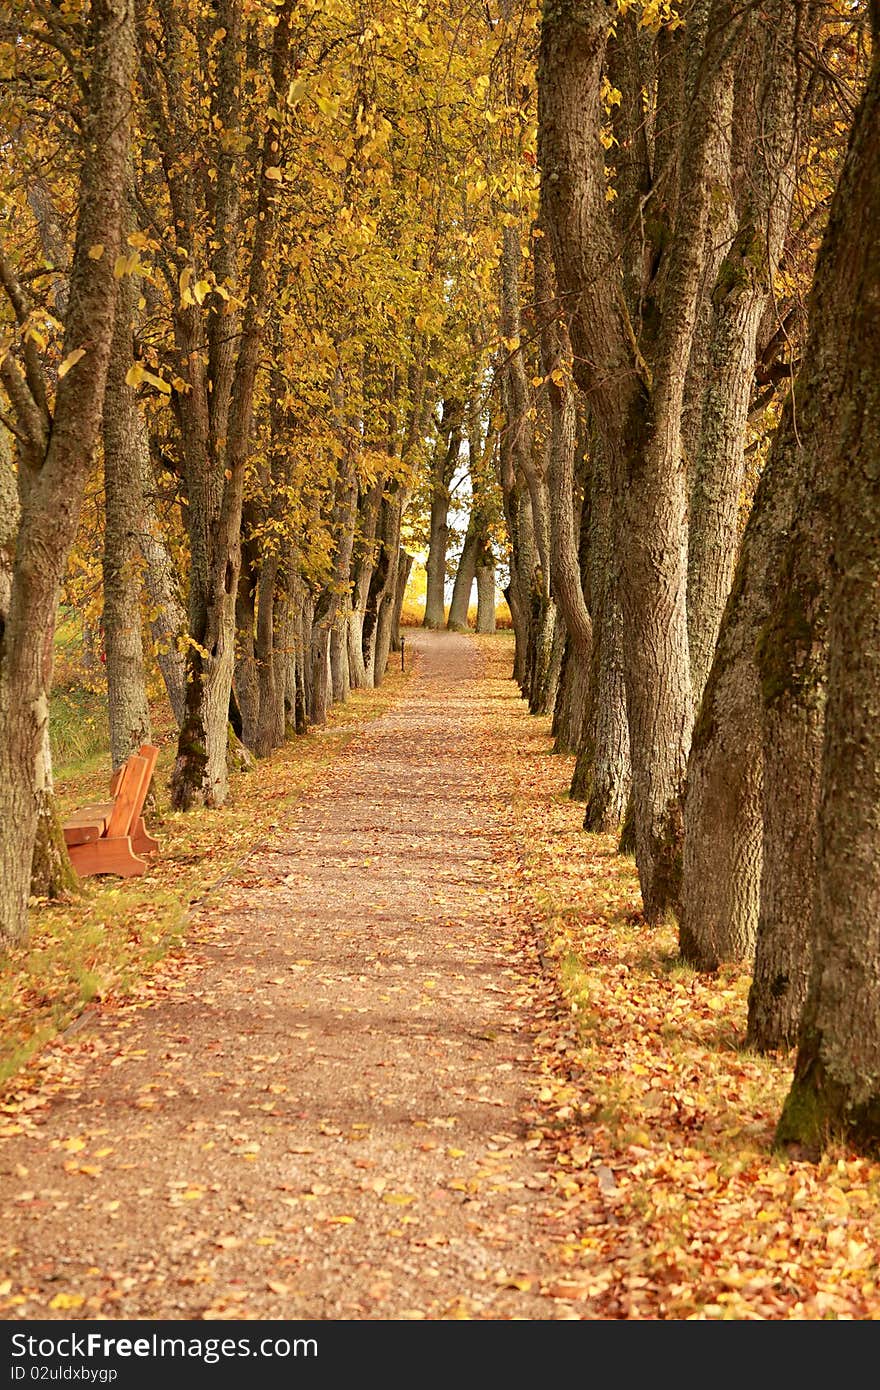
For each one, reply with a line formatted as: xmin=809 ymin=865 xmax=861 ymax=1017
xmin=63 ymin=820 xmax=106 ymax=846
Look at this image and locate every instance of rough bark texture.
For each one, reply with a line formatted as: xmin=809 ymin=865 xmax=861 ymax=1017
xmin=534 ymin=231 xmax=593 ymax=723
xmin=776 ymin=38 xmax=880 ymax=1153
xmin=103 ymin=281 xmax=153 ymax=769
xmin=554 ymin=639 xmax=589 ymax=759
xmin=577 ymin=444 xmax=630 ymax=829
xmin=748 ymin=485 xmax=828 ymax=1048
xmin=1 ymin=436 xmax=77 ymax=905
xmin=539 ymin=1 xmax=741 ymax=918
xmin=687 ymin=2 xmax=809 ymax=704
xmin=0 ymin=0 xmax=135 ymax=947
xmin=500 ymin=226 xmax=555 ymax=715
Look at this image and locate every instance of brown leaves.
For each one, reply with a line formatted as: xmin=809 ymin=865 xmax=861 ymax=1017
xmin=474 ymin=634 xmax=880 ymax=1320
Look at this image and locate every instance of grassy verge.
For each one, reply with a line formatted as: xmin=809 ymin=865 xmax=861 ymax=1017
xmin=1 ymin=663 xmax=412 ymax=1091
xmin=473 ymin=632 xmax=880 ymax=1320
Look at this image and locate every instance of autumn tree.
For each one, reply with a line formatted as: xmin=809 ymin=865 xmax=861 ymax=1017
xmin=773 ymin=2 xmax=880 ymax=1153
xmin=0 ymin=0 xmax=136 ymax=946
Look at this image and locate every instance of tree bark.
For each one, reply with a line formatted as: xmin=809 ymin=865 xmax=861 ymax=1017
xmin=391 ymin=550 xmax=413 ymax=653
xmin=0 ymin=0 xmax=135 ymax=947
xmin=687 ymin=2 xmax=810 ymax=704
xmin=475 ymin=544 xmax=496 ymax=633
xmin=578 ymin=445 xmax=631 ymax=829
xmin=348 ymin=480 xmax=382 ymax=688
xmin=103 ymin=282 xmax=153 ymax=770
xmin=447 ymin=511 xmax=477 ymax=631
xmin=539 ymin=0 xmax=746 ymax=919
xmin=423 ymin=399 xmax=462 ymax=629
xmin=137 ymin=472 xmax=187 ymax=729
xmin=776 ymin=33 xmax=880 ymax=1154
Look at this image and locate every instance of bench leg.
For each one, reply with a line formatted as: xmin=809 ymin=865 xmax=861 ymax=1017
xmin=68 ymin=836 xmax=147 ymax=879
xmin=131 ymin=817 xmax=160 ymax=856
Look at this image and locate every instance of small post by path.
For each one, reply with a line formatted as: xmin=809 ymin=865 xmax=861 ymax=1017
xmin=401 ymin=635 xmax=406 ymax=673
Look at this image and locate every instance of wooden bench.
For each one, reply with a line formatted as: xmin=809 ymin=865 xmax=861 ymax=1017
xmin=62 ymin=744 xmax=160 ymax=878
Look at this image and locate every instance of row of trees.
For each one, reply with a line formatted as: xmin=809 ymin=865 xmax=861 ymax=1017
xmin=0 ymin=0 xmax=516 ymax=940
xmin=506 ymin=0 xmax=880 ymax=1156
xmin=1 ymin=0 xmax=877 ymax=1158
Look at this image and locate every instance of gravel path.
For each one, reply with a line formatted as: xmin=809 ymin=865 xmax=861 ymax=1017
xmin=0 ymin=632 xmax=567 ymax=1321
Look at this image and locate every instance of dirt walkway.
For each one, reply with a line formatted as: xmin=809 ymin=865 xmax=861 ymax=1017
xmin=0 ymin=633 xmax=569 ymax=1321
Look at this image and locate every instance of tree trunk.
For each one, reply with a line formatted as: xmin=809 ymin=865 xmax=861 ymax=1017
xmin=135 ymin=427 xmax=187 ymax=727
xmin=747 ymin=497 xmax=828 ymax=1050
xmin=372 ymin=487 xmax=406 ymax=685
xmin=475 ymin=541 xmax=496 ymax=633
xmin=310 ymin=470 xmax=357 ymax=723
xmin=498 ymin=442 xmax=531 ymax=690
xmin=234 ymin=532 xmax=260 ymax=750
xmin=539 ymin=0 xmax=747 ymax=920
xmin=348 ymin=480 xmax=382 ymax=688
xmin=31 ymin=721 xmax=79 ymax=900
xmin=0 ymin=439 xmax=77 ymax=904
xmin=687 ymin=1 xmax=808 ymax=704
xmin=423 ymin=399 xmax=462 ymax=629
xmin=167 ymin=2 xmax=295 ymax=809
xmin=252 ymin=553 xmax=285 ymax=757
xmin=391 ymin=550 xmax=413 ymax=653
xmin=447 ymin=512 xmax=477 ymax=630
xmin=102 ymin=275 xmax=153 ymax=770
xmin=569 ymin=438 xmax=631 ymax=827
xmin=776 ymin=39 xmax=880 ymax=1154
xmin=0 ymin=0 xmax=134 ymax=947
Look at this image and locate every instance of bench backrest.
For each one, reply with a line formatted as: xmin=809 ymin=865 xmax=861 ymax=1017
xmin=105 ymin=755 xmax=149 ymax=839
xmin=105 ymin=744 xmax=158 ymax=840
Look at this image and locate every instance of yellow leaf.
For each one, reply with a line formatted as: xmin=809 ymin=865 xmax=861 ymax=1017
xmin=62 ymin=1136 xmax=87 ymax=1153
xmin=179 ymin=266 xmax=194 ymax=307
xmin=49 ymin=1293 xmax=84 ymax=1310
xmin=382 ymin=1193 xmax=415 ymax=1206
xmin=88 ymin=244 xmax=105 ymax=260
xmin=58 ymin=348 xmax=86 ymax=380
xmin=325 ymin=1215 xmax=356 ymax=1225
xmin=140 ymin=368 xmax=172 ymax=395
xmin=265 ymin=166 xmax=283 ymax=182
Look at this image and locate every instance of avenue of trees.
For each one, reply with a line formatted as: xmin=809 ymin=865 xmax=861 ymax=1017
xmin=0 ymin=0 xmax=878 ymax=1158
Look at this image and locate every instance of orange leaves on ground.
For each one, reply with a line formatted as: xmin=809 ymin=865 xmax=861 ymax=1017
xmin=473 ymin=634 xmax=880 ymax=1321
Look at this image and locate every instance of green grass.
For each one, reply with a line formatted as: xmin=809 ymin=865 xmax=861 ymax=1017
xmin=50 ymin=686 xmax=110 ymax=772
